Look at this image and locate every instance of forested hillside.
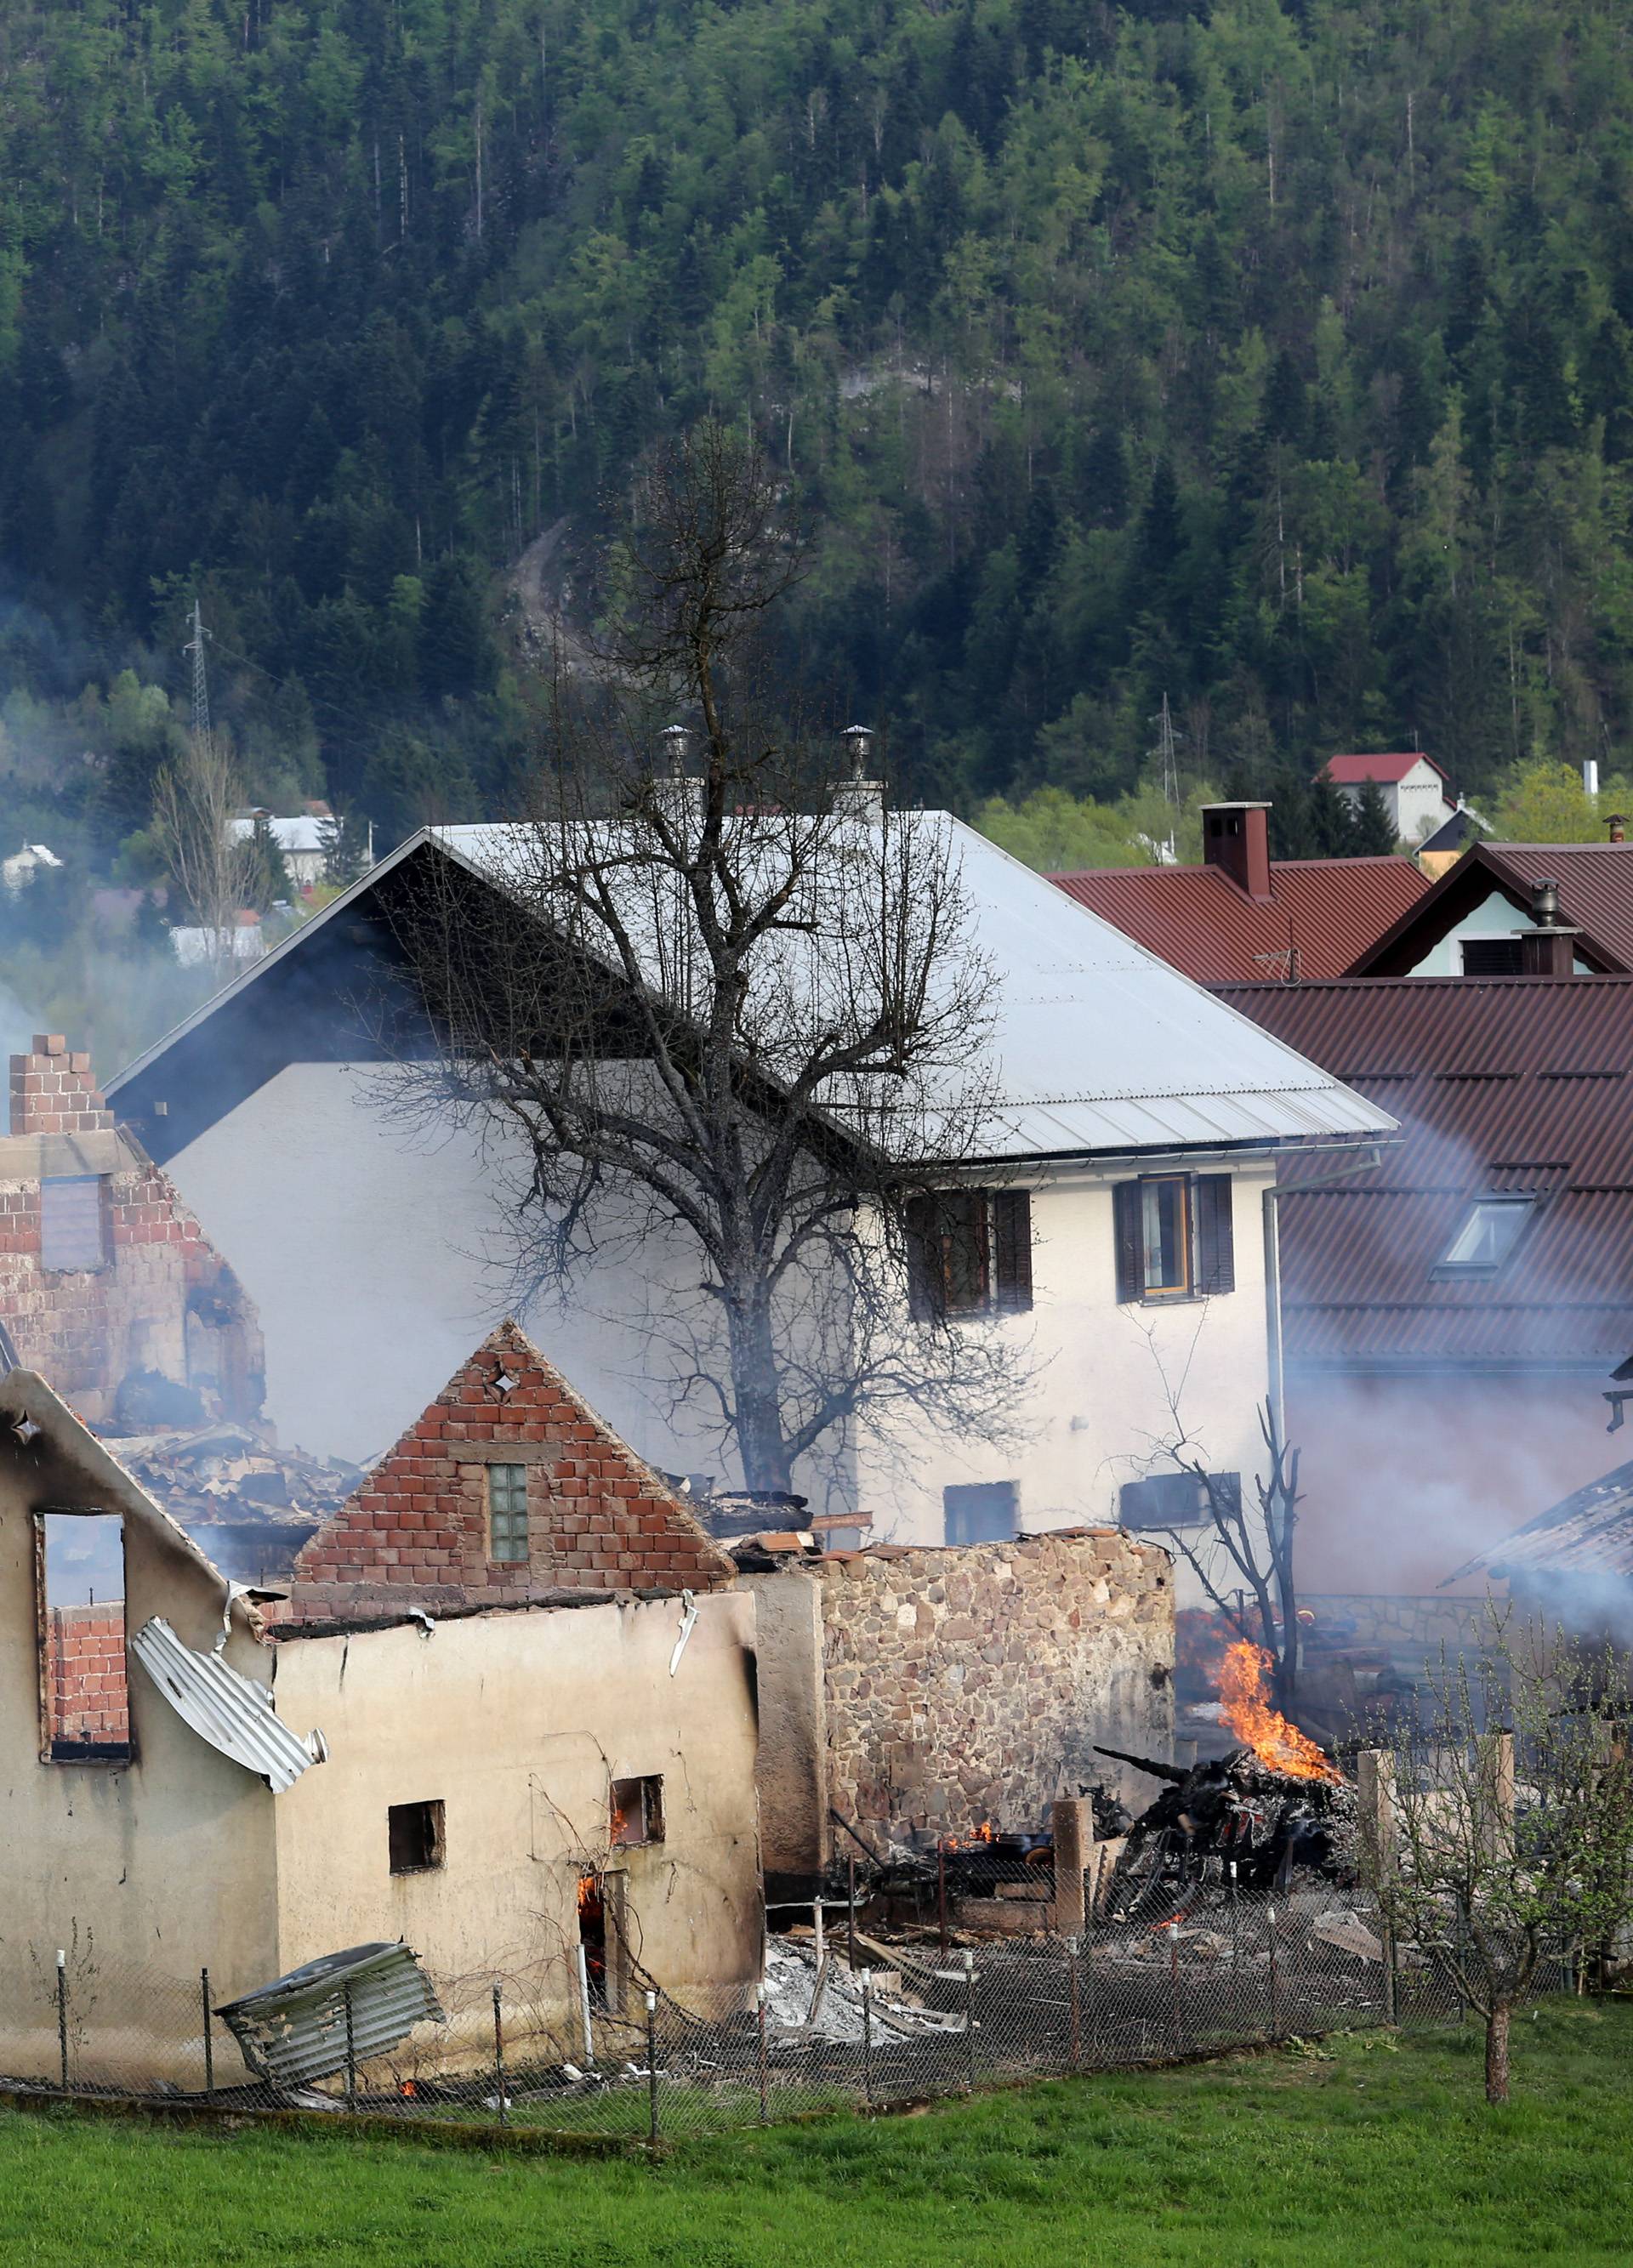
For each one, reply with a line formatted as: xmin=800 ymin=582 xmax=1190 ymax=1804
xmin=2 ymin=0 xmax=1633 ymax=844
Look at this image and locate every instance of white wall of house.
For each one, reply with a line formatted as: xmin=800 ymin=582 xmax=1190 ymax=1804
xmin=1396 ymin=884 xmax=1595 ymax=976
xmin=1336 ymin=762 xmax=1453 ymax=846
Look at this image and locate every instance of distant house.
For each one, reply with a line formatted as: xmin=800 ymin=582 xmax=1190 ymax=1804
xmin=1322 ymin=753 xmax=1457 ymax=845
xmin=1 ymin=844 xmax=62 ymax=892
xmin=1346 ymin=838 xmax=1633 ymax=978
xmin=229 ymin=808 xmax=373 ymax=891
xmin=1050 ymin=801 xmax=1430 ymax=984
xmin=1214 ymin=975 xmax=1633 ymax=1601
xmin=170 ymin=911 xmax=265 ymax=968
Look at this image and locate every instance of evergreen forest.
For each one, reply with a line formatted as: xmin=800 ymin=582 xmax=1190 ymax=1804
xmin=2 ymin=0 xmax=1633 ymax=864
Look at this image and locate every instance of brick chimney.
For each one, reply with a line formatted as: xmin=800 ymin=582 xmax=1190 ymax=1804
xmin=1516 ymin=880 xmax=1582 ymax=977
xmin=9 ymin=1036 xmax=116 ymax=1139
xmin=1201 ymin=803 xmax=1273 ymax=900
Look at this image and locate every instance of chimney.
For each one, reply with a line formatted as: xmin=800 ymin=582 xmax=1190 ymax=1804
xmin=651 ymin=724 xmax=703 ymax=827
xmin=1516 ymin=879 xmax=1582 ymax=977
xmin=834 ymin=725 xmax=883 ymax=821
xmin=1608 ymin=814 xmax=1626 ymax=845
xmin=9 ymin=1037 xmax=117 ymax=1140
xmin=1200 ymin=803 xmax=1272 ymax=900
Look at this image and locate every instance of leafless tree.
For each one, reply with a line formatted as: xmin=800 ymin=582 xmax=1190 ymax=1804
xmin=151 ymin=734 xmax=257 ymax=986
xmin=387 ymin=419 xmax=1031 ymax=1496
xmin=1354 ymin=1622 xmax=1633 ymax=2103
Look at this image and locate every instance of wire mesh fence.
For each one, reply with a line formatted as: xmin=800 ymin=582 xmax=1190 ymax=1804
xmin=0 ymin=1884 xmax=1576 ymax=2143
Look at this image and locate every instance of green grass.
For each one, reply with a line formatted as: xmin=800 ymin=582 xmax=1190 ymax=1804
xmin=0 ymin=2003 xmax=1627 ymax=2265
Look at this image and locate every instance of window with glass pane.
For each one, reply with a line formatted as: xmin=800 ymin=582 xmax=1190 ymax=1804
xmin=1140 ymin=1176 xmax=1190 ymax=1294
xmin=488 ymin=1464 xmax=529 ymax=1561
xmin=1436 ymin=1198 xmax=1533 ymax=1274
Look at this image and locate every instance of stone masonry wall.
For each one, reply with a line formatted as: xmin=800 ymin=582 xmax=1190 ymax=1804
xmin=281 ymin=1320 xmax=735 ymax=1623
xmin=816 ymin=1528 xmax=1174 ymax=1845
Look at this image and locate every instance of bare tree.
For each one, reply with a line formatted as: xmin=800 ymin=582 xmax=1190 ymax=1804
xmin=388 ymin=420 xmax=1030 ymax=1496
xmin=1356 ymin=1623 xmax=1633 ymax=2103
xmin=151 ymin=734 xmax=257 ymax=986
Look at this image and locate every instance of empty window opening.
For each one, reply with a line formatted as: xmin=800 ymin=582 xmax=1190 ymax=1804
xmin=578 ymin=1870 xmax=609 ymax=2005
xmin=1119 ymin=1471 xmax=1240 ymax=1532
xmin=943 ymin=1480 xmax=1018 ymax=1546
xmin=611 ymin=1774 xmax=665 ymax=1847
xmin=388 ymin=1799 xmax=446 ymax=1873
xmin=488 ymin=1464 xmax=529 ymax=1562
xmin=39 ymin=1512 xmax=129 ymax=1762
xmin=40 ymin=1176 xmax=107 ymax=1273
xmin=1436 ymin=1197 xmax=1534 ymax=1276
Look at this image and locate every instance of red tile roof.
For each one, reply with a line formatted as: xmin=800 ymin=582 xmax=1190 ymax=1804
xmin=1213 ymin=976 xmax=1633 ymax=1369
xmin=1348 ymin=842 xmax=1633 ymax=975
xmin=1323 ymin=753 xmax=1449 ymax=786
xmin=1050 ymin=856 xmax=1430 ymax=985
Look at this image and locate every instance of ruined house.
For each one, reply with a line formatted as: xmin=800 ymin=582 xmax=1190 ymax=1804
xmin=736 ymin=1526 xmax=1175 ymax=1889
xmin=0 ymin=1364 xmax=761 ymax=2090
xmin=0 ymin=1035 xmax=261 ymax=1427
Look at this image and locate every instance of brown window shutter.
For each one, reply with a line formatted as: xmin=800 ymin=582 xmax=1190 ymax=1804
xmin=1193 ymin=1174 xmax=1236 ymax=1294
xmin=993 ymin=1190 xmax=1033 ymax=1312
xmin=906 ymin=1193 xmax=939 ymax=1322
xmin=1112 ymin=1179 xmax=1144 ymax=1303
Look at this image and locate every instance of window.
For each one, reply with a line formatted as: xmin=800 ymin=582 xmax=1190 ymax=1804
xmin=610 ymin=1774 xmax=665 ymax=1847
xmin=488 ymin=1464 xmax=529 ymax=1561
xmin=38 ymin=1512 xmax=129 ymax=1763
xmin=1435 ymin=1197 xmax=1534 ymax=1276
xmin=1119 ymin=1472 xmax=1241 ymax=1532
xmin=943 ymin=1480 xmax=1018 ymax=1546
xmin=40 ymin=1176 xmax=106 ymax=1272
xmin=1461 ymin=938 xmax=1523 ymax=977
xmin=1113 ymin=1175 xmax=1234 ymax=1304
xmin=388 ymin=1799 xmax=446 ymax=1873
xmin=907 ymin=1190 xmax=1032 ymax=1321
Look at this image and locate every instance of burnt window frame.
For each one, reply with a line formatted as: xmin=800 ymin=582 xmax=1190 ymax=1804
xmin=610 ymin=1774 xmax=665 ymax=1848
xmin=34 ymin=1510 xmax=133 ymax=1766
xmin=1119 ymin=1471 xmax=1241 ymax=1532
xmin=388 ymin=1798 xmax=447 ymax=1874
xmin=1112 ymin=1174 xmax=1236 ymax=1305
xmin=39 ymin=1174 xmax=109 ymax=1275
xmin=487 ymin=1463 xmax=530 ymax=1563
xmin=906 ymin=1189 xmax=1033 ymax=1322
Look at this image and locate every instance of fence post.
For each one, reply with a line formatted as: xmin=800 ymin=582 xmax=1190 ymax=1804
xmin=55 ymin=1949 xmax=68 ymax=2093
xmin=343 ymin=1981 xmax=356 ymax=2110
xmin=847 ymin=1856 xmax=857 ymax=1971
xmin=861 ymin=1968 xmax=874 ymax=2109
xmin=1228 ymin=1862 xmax=1241 ymax=2028
xmin=645 ymin=1989 xmax=659 ymax=2147
xmin=201 ymin=1967 xmax=214 ymax=2100
xmin=936 ymin=1841 xmax=949 ymax=1957
xmin=1169 ymin=1918 xmax=1183 ymax=2054
xmin=756 ymin=1982 xmax=769 ymax=2125
xmin=1383 ymin=1919 xmax=1398 ymax=2026
xmin=963 ymin=1950 xmax=976 ymax=2093
xmin=1050 ymin=1797 xmax=1092 ymax=1937
xmin=1266 ymin=1905 xmax=1279 ymax=2039
xmin=492 ymin=1982 xmax=507 ymax=2128
xmin=1066 ymin=1935 xmax=1081 ymax=2075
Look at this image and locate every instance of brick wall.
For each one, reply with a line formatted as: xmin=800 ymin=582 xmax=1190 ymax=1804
xmin=280 ymin=1320 xmax=734 ymax=1623
xmin=9 ymin=1035 xmax=115 ymax=1139
xmin=46 ymin=1604 xmax=130 ymax=1750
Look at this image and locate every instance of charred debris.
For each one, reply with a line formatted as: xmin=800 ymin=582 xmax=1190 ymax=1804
xmin=91 ymin=1416 xmax=361 ymax=1584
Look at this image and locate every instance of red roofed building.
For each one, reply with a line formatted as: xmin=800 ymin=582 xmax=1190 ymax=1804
xmin=281 ymin=1319 xmax=734 ymax=1623
xmin=1321 ymin=752 xmax=1455 ymax=844
xmin=1346 ymin=838 xmax=1633 ymax=977
xmin=1050 ymin=802 xmax=1430 ymax=984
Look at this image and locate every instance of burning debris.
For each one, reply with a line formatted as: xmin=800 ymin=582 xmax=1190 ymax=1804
xmin=99 ymin=1418 xmax=362 ymax=1583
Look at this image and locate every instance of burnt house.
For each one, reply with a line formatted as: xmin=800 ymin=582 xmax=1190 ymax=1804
xmin=1447 ymin=1453 xmax=1633 ymax=1646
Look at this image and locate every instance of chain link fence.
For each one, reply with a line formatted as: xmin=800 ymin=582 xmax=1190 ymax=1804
xmin=0 ymin=1881 xmax=1573 ymax=2142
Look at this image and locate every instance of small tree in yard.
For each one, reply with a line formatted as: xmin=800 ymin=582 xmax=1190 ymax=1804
xmin=1358 ymin=1624 xmax=1633 ymax=2103
xmin=150 ymin=733 xmax=258 ymax=986
xmin=389 ymin=419 xmax=1028 ymax=1496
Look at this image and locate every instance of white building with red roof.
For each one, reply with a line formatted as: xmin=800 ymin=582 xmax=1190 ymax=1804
xmin=1322 ymin=753 xmax=1456 ymax=845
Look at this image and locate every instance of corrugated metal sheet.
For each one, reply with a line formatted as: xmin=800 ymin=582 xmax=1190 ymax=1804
xmin=130 ymin=1617 xmax=323 ymax=1793
xmin=1050 ymin=856 xmax=1429 ymax=985
xmin=1216 ymin=976 xmax=1633 ymax=1367
xmin=216 ymin=1941 xmax=445 ymax=2088
xmin=1450 ymin=1460 xmax=1633 ymax=1583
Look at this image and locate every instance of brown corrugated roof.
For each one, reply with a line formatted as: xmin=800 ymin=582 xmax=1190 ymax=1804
xmin=1347 ymin=842 xmax=1633 ymax=975
xmin=1213 ymin=976 xmax=1633 ymax=1369
xmin=1050 ymin=856 xmax=1429 ymax=985
xmin=1323 ymin=753 xmax=1450 ymax=787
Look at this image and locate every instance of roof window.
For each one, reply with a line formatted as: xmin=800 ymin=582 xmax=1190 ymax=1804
xmin=1434 ymin=1197 xmax=1534 ymax=1276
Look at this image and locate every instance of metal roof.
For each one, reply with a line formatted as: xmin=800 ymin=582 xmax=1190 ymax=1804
xmin=215 ymin=1941 xmax=444 ymax=2088
xmin=1323 ymin=753 xmax=1449 ymax=786
xmin=1050 ymin=855 xmax=1429 ymax=985
xmin=1448 ymin=1459 xmax=1633 ymax=1585
xmin=1215 ymin=976 xmax=1633 ymax=1368
xmin=1348 ymin=840 xmax=1633 ymax=976
xmin=130 ymin=1617 xmax=325 ymax=1793
xmin=110 ymin=816 xmax=1395 ymax=1167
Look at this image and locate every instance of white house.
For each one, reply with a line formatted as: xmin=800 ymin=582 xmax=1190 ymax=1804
xmin=1323 ymin=753 xmax=1456 ymax=846
xmin=228 ymin=811 xmax=374 ymax=891
xmin=106 ymin=819 xmax=1394 ymax=1559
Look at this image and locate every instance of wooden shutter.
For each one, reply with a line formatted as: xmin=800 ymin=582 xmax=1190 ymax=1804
xmin=1193 ymin=1174 xmax=1236 ymax=1295
xmin=992 ymin=1191 xmax=1033 ymax=1313
xmin=905 ymin=1193 xmax=939 ymax=1322
xmin=1112 ymin=1179 xmax=1144 ymax=1303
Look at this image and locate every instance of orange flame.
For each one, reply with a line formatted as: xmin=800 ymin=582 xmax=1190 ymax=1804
xmin=1218 ymin=1642 xmax=1341 ymax=1782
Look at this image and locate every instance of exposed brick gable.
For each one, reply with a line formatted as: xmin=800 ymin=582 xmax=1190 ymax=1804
xmin=281 ymin=1320 xmax=733 ymax=1623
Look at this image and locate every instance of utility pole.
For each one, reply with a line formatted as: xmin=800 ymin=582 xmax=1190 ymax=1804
xmin=1156 ymin=692 xmax=1180 ymax=863
xmin=184 ymin=598 xmax=213 ymax=753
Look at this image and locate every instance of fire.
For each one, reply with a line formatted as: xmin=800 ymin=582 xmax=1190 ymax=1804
xmin=1217 ymin=1642 xmax=1341 ymax=1782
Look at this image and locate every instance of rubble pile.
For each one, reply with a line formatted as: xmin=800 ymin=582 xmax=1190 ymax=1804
xmin=1110 ymin=1745 xmax=1357 ymax=1908
xmin=98 ymin=1418 xmax=362 ymax=1583
xmin=761 ymin=1938 xmax=969 ymax=2042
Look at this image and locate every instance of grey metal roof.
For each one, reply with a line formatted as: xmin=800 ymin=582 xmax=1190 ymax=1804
xmin=215 ymin=1941 xmax=445 ymax=2088
xmin=111 ymin=816 xmax=1395 ymax=1163
xmin=130 ymin=1616 xmax=325 ymax=1793
xmin=1447 ymin=1459 xmax=1633 ymax=1585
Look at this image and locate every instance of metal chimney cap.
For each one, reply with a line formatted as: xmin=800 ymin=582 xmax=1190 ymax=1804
xmin=657 ymin=723 xmax=693 ymax=771
xmin=1530 ymin=878 xmax=1562 ymax=925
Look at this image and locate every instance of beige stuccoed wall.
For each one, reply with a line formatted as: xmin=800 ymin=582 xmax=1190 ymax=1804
xmin=0 ymin=1475 xmax=280 ymax=2085
xmin=267 ymin=1591 xmax=763 ymax=2009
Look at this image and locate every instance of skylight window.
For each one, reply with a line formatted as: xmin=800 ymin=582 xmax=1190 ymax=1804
xmin=1435 ymin=1197 xmax=1534 ymax=1276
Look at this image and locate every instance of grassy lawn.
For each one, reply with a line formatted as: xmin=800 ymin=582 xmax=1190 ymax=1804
xmin=0 ymin=2002 xmax=1626 ymax=2266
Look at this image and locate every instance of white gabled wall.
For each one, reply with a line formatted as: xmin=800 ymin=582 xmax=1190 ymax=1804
xmin=1397 ymin=882 xmax=1595 ymax=977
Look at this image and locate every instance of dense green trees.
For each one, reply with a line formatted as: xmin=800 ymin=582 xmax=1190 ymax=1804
xmin=1 ymin=0 xmax=1632 ymax=850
